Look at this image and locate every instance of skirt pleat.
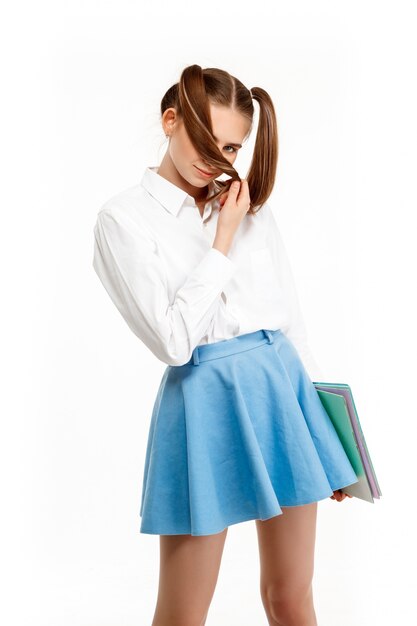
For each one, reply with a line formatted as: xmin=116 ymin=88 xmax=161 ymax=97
xmin=139 ymin=329 xmax=358 ymax=536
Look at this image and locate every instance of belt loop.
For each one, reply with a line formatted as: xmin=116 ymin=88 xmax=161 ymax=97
xmin=192 ymin=346 xmax=200 ymax=365
xmin=263 ymin=329 xmax=274 ymax=344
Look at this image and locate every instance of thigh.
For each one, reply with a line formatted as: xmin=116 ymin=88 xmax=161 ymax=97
xmin=255 ymin=503 xmax=318 ymax=593
xmin=152 ymin=527 xmax=228 ymax=626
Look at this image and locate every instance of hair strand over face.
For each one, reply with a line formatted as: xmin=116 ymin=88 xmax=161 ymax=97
xmin=160 ymin=64 xmax=279 ymax=218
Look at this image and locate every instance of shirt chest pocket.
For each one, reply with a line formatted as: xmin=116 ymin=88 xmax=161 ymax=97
xmin=250 ymin=246 xmax=278 ymax=299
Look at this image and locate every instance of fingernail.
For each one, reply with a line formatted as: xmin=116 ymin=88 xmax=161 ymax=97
xmin=233 ymin=181 xmax=240 ymax=188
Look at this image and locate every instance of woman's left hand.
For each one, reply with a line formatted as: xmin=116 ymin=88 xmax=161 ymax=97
xmin=330 ymin=489 xmax=353 ymax=502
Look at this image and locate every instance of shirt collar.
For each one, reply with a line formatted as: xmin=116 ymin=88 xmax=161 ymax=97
xmin=140 ymin=165 xmax=220 ymax=217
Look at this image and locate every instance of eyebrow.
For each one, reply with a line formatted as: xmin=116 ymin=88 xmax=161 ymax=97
xmin=213 ymin=135 xmax=242 ymax=148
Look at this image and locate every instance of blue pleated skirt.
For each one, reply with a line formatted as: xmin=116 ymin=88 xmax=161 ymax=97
xmin=139 ymin=328 xmax=358 ymax=536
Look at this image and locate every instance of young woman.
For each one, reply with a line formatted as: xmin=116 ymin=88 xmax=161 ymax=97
xmin=92 ymin=64 xmax=358 ymax=626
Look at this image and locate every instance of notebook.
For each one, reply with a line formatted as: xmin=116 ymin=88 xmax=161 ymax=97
xmin=312 ymin=381 xmax=382 ymax=503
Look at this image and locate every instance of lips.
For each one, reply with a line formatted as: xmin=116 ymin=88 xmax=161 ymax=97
xmin=195 ymin=165 xmax=217 ymax=176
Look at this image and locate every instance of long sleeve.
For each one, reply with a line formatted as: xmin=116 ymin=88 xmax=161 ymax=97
xmin=265 ymin=204 xmax=324 ymax=382
xmin=92 ymin=207 xmax=236 ymax=366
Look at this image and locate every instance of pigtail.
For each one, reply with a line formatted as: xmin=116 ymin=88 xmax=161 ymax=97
xmin=245 ymin=87 xmax=279 ymax=213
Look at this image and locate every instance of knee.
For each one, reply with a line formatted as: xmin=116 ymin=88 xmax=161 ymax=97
xmin=261 ymin=582 xmax=315 ymax=626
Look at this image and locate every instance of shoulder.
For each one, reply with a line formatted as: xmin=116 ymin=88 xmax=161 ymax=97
xmin=251 ymin=198 xmax=276 ymax=221
xmin=251 ymin=199 xmax=281 ymax=236
xmin=97 ymin=183 xmax=147 ymax=220
xmin=95 ymin=184 xmax=155 ymax=236
xmin=93 ymin=188 xmax=158 ymax=257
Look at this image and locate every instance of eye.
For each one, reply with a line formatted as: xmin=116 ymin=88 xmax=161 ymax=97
xmin=224 ymin=146 xmax=237 ymax=154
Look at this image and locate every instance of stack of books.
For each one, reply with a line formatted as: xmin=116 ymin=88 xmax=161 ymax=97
xmin=313 ymin=382 xmax=382 ymax=503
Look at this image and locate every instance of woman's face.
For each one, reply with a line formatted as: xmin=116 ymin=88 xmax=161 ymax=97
xmin=162 ymin=102 xmax=252 ymax=189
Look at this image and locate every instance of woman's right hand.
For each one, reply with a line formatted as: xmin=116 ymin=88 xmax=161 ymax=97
xmin=213 ymin=180 xmax=251 ymax=256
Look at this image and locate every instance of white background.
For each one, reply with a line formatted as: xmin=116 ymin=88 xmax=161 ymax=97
xmin=1 ymin=0 xmax=416 ymax=624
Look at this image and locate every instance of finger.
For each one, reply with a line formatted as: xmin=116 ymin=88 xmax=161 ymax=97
xmin=219 ymin=190 xmax=230 ymax=205
xmin=222 ymin=181 xmax=241 ymax=204
xmin=238 ymin=179 xmax=250 ymax=197
xmin=229 ymin=180 xmax=241 ymax=193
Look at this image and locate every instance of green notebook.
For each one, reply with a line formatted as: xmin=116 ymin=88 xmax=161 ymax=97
xmin=313 ymin=382 xmax=382 ymax=504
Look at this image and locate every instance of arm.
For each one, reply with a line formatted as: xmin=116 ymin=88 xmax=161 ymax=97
xmin=265 ymin=203 xmax=324 ymax=381
xmin=92 ymin=207 xmax=236 ymax=366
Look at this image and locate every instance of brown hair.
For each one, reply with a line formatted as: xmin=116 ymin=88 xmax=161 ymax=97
xmin=160 ymin=64 xmax=278 ymax=216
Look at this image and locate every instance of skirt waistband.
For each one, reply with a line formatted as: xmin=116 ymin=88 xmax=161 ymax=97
xmin=187 ymin=328 xmax=283 ymax=366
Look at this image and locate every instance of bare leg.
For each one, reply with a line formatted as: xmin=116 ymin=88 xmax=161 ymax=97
xmin=256 ymin=502 xmax=318 ymax=626
xmin=151 ymin=527 xmax=228 ymax=626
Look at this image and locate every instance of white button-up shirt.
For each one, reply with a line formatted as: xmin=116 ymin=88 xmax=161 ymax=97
xmin=92 ymin=166 xmax=323 ymax=380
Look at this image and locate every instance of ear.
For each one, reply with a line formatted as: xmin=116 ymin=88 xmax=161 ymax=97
xmin=162 ymin=107 xmax=178 ymax=136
